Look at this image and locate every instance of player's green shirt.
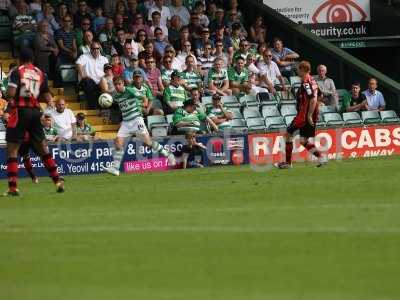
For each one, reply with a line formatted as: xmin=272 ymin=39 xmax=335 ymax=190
xmin=161 ymin=68 xmax=176 ymax=85
xmin=228 ymin=66 xmax=249 ymax=84
xmin=130 ymin=83 xmax=154 ymax=115
xmin=113 ymin=87 xmax=142 ymax=122
xmin=173 ymin=108 xmax=207 ymax=132
xmin=43 ymin=126 xmax=58 ymax=142
xmin=207 ymin=106 xmax=232 ymax=129
xmin=181 ymin=70 xmax=202 ymax=90
xmin=208 ymin=68 xmax=228 ymax=89
xmin=163 ymin=84 xmax=187 ymax=108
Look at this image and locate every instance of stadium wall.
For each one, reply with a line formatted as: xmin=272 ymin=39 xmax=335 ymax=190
xmin=1 ymin=125 xmax=400 ymax=178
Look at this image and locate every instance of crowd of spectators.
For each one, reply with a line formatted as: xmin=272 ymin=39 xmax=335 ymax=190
xmin=0 ymin=0 xmax=386 ymax=139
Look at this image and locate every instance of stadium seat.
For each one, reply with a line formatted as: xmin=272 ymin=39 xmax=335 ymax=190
xmin=280 ymin=105 xmax=297 ymax=117
xmin=231 ymin=118 xmax=247 ymax=132
xmin=239 ymin=94 xmax=259 ymax=107
xmin=59 ymin=64 xmax=78 ymax=83
xmin=246 ymin=117 xmax=266 ymax=131
xmin=257 ymin=92 xmax=276 ymax=106
xmin=276 ymin=90 xmax=296 ymax=105
xmin=230 ymin=108 xmax=243 ymax=119
xmin=323 ymin=113 xmax=344 ymax=126
xmin=166 ymin=114 xmax=174 ymax=124
xmin=336 ymin=89 xmax=348 ymax=101
xmin=274 ymin=77 xmax=291 ymax=90
xmin=222 ymin=95 xmax=240 ymax=108
xmin=201 ymin=96 xmax=213 ymax=108
xmin=262 ymin=105 xmax=281 ymax=118
xmin=319 ymin=105 xmax=336 ymax=115
xmin=284 ymin=115 xmax=295 ymax=126
xmin=316 ymin=115 xmax=326 ymax=127
xmin=243 ymin=107 xmax=262 ymax=119
xmin=265 ymin=116 xmax=286 ymax=130
xmin=147 ymin=115 xmax=169 ymax=137
xmin=361 ymin=111 xmax=382 ymax=124
xmin=380 ymin=110 xmax=400 ymax=123
xmin=342 ymin=112 xmax=363 ymax=125
xmin=289 ymin=76 xmax=302 ymax=87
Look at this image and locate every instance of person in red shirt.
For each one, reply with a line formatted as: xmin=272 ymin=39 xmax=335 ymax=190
xmin=111 ymin=54 xmax=124 ymax=77
xmin=4 ymin=48 xmax=64 ymax=196
xmin=275 ymin=60 xmax=326 ymax=169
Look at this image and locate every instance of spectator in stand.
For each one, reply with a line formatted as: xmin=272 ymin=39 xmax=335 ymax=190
xmin=42 ymin=114 xmax=59 ymax=143
xmin=164 ymin=45 xmax=181 ymax=71
xmin=207 ymin=93 xmax=233 ymax=131
xmin=176 ymin=40 xmax=197 ymax=71
xmin=35 ymin=2 xmax=60 ymax=35
xmin=342 ymin=82 xmax=367 ymax=112
xmin=363 ymin=78 xmax=386 ymax=111
xmin=76 ymin=41 xmax=108 ymax=109
xmin=149 ymin=10 xmax=168 ymax=40
xmin=245 ymin=53 xmax=260 ymax=75
xmin=163 ymin=70 xmax=187 ymax=113
xmin=226 ymin=9 xmax=247 ymax=38
xmin=74 ymin=0 xmax=92 ymax=29
xmin=0 ymin=90 xmax=8 ymax=120
xmin=249 ymin=15 xmax=267 ymax=45
xmin=228 ymin=56 xmax=251 ymax=96
xmin=114 ymin=13 xmax=130 ymax=34
xmin=160 ymin=54 xmax=176 ymax=87
xmin=271 ymin=37 xmax=299 ymax=78
xmin=145 ymin=56 xmax=164 ymax=98
xmin=172 ymin=25 xmax=189 ymax=51
xmin=99 ymin=63 xmax=116 ymax=96
xmin=43 ymin=92 xmax=56 ymax=116
xmin=153 ymin=27 xmax=169 ymax=57
xmin=209 ymin=7 xmax=226 ymax=34
xmin=131 ymin=13 xmax=151 ymax=37
xmin=76 ymin=112 xmax=96 ymax=141
xmin=230 ymin=22 xmax=245 ymax=52
xmin=208 ymin=57 xmax=232 ymax=96
xmin=190 ymin=87 xmax=204 ymax=110
xmin=111 ymin=54 xmax=124 ymax=77
xmin=214 ymin=39 xmax=229 ymax=68
xmin=138 ymin=40 xmax=159 ymax=68
xmin=55 ymin=3 xmax=69 ymax=25
xmin=248 ymin=72 xmax=270 ymax=97
xmin=74 ymin=17 xmax=91 ymax=50
xmin=188 ymin=12 xmax=204 ymax=41
xmin=182 ymin=131 xmax=206 ymax=169
xmin=148 ymin=0 xmax=171 ymax=28
xmin=211 ymin=26 xmax=234 ymax=62
xmin=33 ymin=20 xmax=59 ymax=77
xmin=112 ymin=28 xmax=139 ymax=58
xmin=98 ymin=17 xmax=116 ymax=56
xmin=258 ymin=49 xmax=287 ymax=95
xmin=135 ymin=29 xmax=147 ymax=52
xmin=115 ymin=1 xmax=130 ymax=30
xmin=168 ymin=15 xmax=182 ymax=47
xmin=50 ymin=98 xmax=77 ymax=141
xmin=126 ymin=0 xmax=140 ymax=25
xmin=78 ymin=29 xmax=95 ymax=56
xmin=55 ymin=14 xmax=77 ymax=64
xmin=169 ymin=0 xmax=190 ymax=26
xmin=181 ymin=55 xmax=203 ymax=92
xmin=194 ymin=27 xmax=214 ymax=57
xmin=29 ymin=0 xmax=42 ymax=15
xmin=233 ymin=39 xmax=253 ymax=62
xmin=206 ymin=1 xmax=217 ymax=21
xmin=123 ymin=56 xmax=149 ymax=86
xmin=120 ymin=41 xmax=138 ymax=69
xmin=103 ymin=0 xmax=116 ymax=17
xmin=13 ymin=1 xmax=37 ymax=48
xmin=197 ymin=41 xmax=215 ymax=81
xmin=92 ymin=6 xmax=106 ymax=35
xmin=194 ymin=1 xmax=209 ymax=27
xmin=316 ymin=64 xmax=338 ymax=109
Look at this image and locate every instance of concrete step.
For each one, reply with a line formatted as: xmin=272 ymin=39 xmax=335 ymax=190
xmin=54 ymin=95 xmax=79 ymax=102
xmin=96 ymin=131 xmax=117 ymax=140
xmin=92 ymin=124 xmax=120 ymax=132
xmin=85 ymin=116 xmax=110 ymax=126
xmin=73 ymin=109 xmax=98 ymax=116
xmin=0 ymin=51 xmax=12 ymax=59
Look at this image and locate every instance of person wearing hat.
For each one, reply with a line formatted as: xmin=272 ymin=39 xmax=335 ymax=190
xmin=99 ymin=63 xmax=116 ymax=96
xmin=207 ymin=93 xmax=233 ymax=131
xmin=172 ymin=98 xmax=218 ymax=134
xmin=162 ymin=70 xmax=187 ymax=114
xmin=122 ymin=56 xmax=149 ymax=86
xmin=195 ymin=27 xmax=214 ymax=57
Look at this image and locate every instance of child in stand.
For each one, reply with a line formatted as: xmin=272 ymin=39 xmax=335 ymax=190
xmin=42 ymin=114 xmax=59 ymax=143
xmin=76 ymin=112 xmax=96 ymax=141
xmin=111 ymin=54 xmax=124 ymax=77
xmin=181 ymin=132 xmax=206 ymax=169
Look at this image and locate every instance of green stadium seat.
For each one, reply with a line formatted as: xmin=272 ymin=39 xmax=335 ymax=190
xmin=280 ymin=105 xmax=297 ymax=117
xmin=60 ymin=64 xmax=77 ymax=83
xmin=380 ymin=110 xmax=400 ymax=123
xmin=230 ymin=108 xmax=243 ymax=119
xmin=276 ymin=90 xmax=296 ymax=105
xmin=274 ymin=77 xmax=291 ymax=90
xmin=265 ymin=116 xmax=286 ymax=130
xmin=0 ymin=15 xmax=11 ymax=41
xmin=247 ymin=117 xmax=266 ymax=131
xmin=262 ymin=105 xmax=281 ymax=118
xmin=284 ymin=115 xmax=295 ymax=126
xmin=231 ymin=118 xmax=247 ymax=133
xmin=319 ymin=105 xmax=336 ymax=115
xmin=342 ymin=112 xmax=363 ymax=125
xmin=201 ymin=96 xmax=213 ymax=108
xmin=323 ymin=113 xmax=344 ymax=126
xmin=361 ymin=111 xmax=382 ymax=124
xmin=166 ymin=114 xmax=174 ymax=124
xmin=147 ymin=115 xmax=169 ymax=137
xmin=243 ymin=107 xmax=262 ymax=119
xmin=289 ymin=76 xmax=302 ymax=87
xmin=239 ymin=94 xmax=258 ymax=107
xmin=257 ymin=92 xmax=276 ymax=106
xmin=222 ymin=95 xmax=240 ymax=108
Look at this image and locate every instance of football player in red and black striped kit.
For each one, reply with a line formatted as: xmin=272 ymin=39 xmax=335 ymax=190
xmin=4 ymin=48 xmax=64 ymax=196
xmin=275 ymin=60 xmax=327 ymax=169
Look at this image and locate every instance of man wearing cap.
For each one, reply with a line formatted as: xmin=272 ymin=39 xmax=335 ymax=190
xmin=122 ymin=56 xmax=149 ymax=86
xmin=99 ymin=63 xmax=116 ymax=96
xmin=207 ymin=94 xmax=233 ymax=131
xmin=173 ymin=98 xmax=218 ymax=134
xmin=163 ymin=70 xmax=187 ymax=114
xmin=194 ymin=27 xmax=214 ymax=57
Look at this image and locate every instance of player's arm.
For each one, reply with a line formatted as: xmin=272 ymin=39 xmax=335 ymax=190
xmin=182 ymin=153 xmax=189 ymax=169
xmin=306 ymin=85 xmax=318 ymax=126
xmin=6 ymin=68 xmax=19 ymax=103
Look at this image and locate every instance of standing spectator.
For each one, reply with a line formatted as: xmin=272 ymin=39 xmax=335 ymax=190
xmin=208 ymin=57 xmax=232 ymax=96
xmin=148 ymin=0 xmax=171 ymax=28
xmin=55 ymin=15 xmax=77 ymax=64
xmin=76 ymin=41 xmax=108 ymax=108
xmin=35 ymin=2 xmax=60 ymax=35
xmin=13 ymin=1 xmax=37 ymax=48
xmin=249 ymin=15 xmax=267 ymax=44
xmin=363 ymin=78 xmax=386 ymax=111
xmin=168 ymin=15 xmax=182 ymax=46
xmin=149 ymin=10 xmax=168 ymax=40
xmin=145 ymin=56 xmax=164 ymax=98
xmin=92 ymin=6 xmax=106 ymax=35
xmin=169 ymin=0 xmax=190 ymax=26
xmin=33 ymin=20 xmax=59 ymax=77
xmin=181 ymin=132 xmax=206 ymax=169
xmin=42 ymin=114 xmax=59 ymax=143
xmin=76 ymin=112 xmax=96 ymax=141
xmin=342 ymin=82 xmax=367 ymax=112
xmin=258 ymin=49 xmax=287 ymax=95
xmin=73 ymin=0 xmax=92 ymax=28
xmin=181 ymin=55 xmax=202 ymax=92
xmin=50 ymin=98 xmax=77 ymax=141
xmin=98 ymin=17 xmax=116 ymax=56
xmin=207 ymin=93 xmax=233 ymax=130
xmin=316 ymin=64 xmax=338 ymax=109
xmin=99 ymin=63 xmax=116 ymax=95
xmin=228 ymin=56 xmax=251 ymax=96
xmin=271 ymin=37 xmax=299 ymax=78
xmin=163 ymin=70 xmax=187 ymax=113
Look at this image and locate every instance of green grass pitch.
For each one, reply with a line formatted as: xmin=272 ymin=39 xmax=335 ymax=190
xmin=1 ymin=157 xmax=400 ymax=300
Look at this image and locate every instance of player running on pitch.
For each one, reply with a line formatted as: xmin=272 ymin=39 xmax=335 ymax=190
xmin=275 ymin=60 xmax=327 ymax=169
xmin=103 ymin=73 xmax=176 ymax=176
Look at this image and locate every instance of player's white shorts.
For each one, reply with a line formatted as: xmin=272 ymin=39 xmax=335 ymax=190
xmin=117 ymin=117 xmax=149 ymax=138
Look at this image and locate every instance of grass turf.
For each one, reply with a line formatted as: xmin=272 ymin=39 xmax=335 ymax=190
xmin=1 ymin=157 xmax=400 ymax=300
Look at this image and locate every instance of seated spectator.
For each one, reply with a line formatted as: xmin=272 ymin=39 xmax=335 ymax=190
xmin=258 ymin=49 xmax=287 ymax=95
xmin=195 ymin=27 xmax=214 ymax=57
xmin=138 ymin=40 xmax=159 ymax=68
xmin=98 ymin=17 xmax=116 ymax=56
xmin=114 ymin=13 xmax=131 ymax=35
xmin=316 ymin=64 xmax=338 ymax=109
xmin=271 ymin=37 xmax=299 ymax=77
xmin=168 ymin=15 xmax=182 ymax=47
xmin=76 ymin=41 xmax=108 ymax=109
xmin=182 ymin=131 xmax=206 ymax=169
xmin=169 ymin=0 xmax=190 ymax=26
xmin=147 ymin=0 xmax=171 ymax=28
xmin=42 ymin=114 xmax=59 ymax=143
xmin=153 ymin=27 xmax=169 ymax=57
xmin=131 ymin=13 xmax=151 ymax=37
xmin=173 ymin=98 xmax=217 ymax=133
xmin=226 ymin=10 xmax=247 ymax=38
xmin=181 ymin=55 xmax=203 ymax=92
xmin=50 ymin=99 xmax=77 ymax=141
xmin=176 ymin=40 xmax=198 ymax=71
xmin=145 ymin=56 xmax=164 ymax=98
xmin=13 ymin=1 xmax=37 ymax=48
xmin=194 ymin=1 xmax=209 ymax=27
xmin=164 ymin=45 xmax=182 ymax=71
xmin=208 ymin=57 xmax=232 ymax=96
xmin=211 ymin=26 xmax=234 ymax=63
xmin=228 ymin=56 xmax=251 ymax=96
xmin=207 ymin=93 xmax=233 ymax=130
xmin=163 ymin=70 xmax=188 ymax=113
xmin=190 ymin=87 xmax=205 ymax=111
xmin=135 ymin=29 xmax=147 ymax=53
xmin=55 ymin=14 xmax=77 ymax=64
xmin=363 ymin=78 xmax=386 ymax=111
xmin=0 ymin=90 xmax=7 ymax=119
xmin=78 ymin=29 xmax=95 ymax=56
xmin=233 ymin=39 xmax=253 ymax=62
xmin=161 ymin=55 xmax=177 ymax=87
xmin=115 ymin=2 xmax=130 ymax=31
xmin=112 ymin=28 xmax=140 ymax=59
xmin=197 ymin=42 xmax=215 ymax=80
xmin=342 ymin=82 xmax=367 ymax=112
xmin=55 ymin=3 xmax=69 ymax=26
xmin=248 ymin=72 xmax=270 ymax=97
xmin=43 ymin=92 xmax=57 ymax=116
xmin=209 ymin=7 xmax=226 ymax=34
xmin=245 ymin=53 xmax=260 ymax=75
xmin=111 ymin=54 xmax=124 ymax=77
xmin=120 ymin=41 xmax=138 ymax=69
xmin=214 ymin=40 xmax=230 ymax=68
xmin=33 ymin=20 xmax=59 ymax=77
xmin=149 ymin=10 xmax=169 ymax=40
xmin=172 ymin=25 xmax=190 ymax=52
xmin=188 ymin=12 xmax=204 ymax=41
xmin=73 ymin=0 xmax=92 ymax=29
xmin=230 ymin=22 xmax=245 ymax=52
xmin=35 ymin=2 xmax=60 ymax=35
xmin=92 ymin=6 xmax=106 ymax=35
xmin=249 ymin=15 xmax=267 ymax=45
xmin=75 ymin=17 xmax=92 ymax=50
xmin=123 ymin=57 xmax=149 ymax=86
xmin=76 ymin=112 xmax=96 ymax=141
xmin=99 ymin=64 xmax=116 ymax=96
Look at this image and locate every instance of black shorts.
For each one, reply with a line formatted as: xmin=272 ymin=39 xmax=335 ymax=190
xmin=287 ymin=122 xmax=316 ymax=139
xmin=18 ymin=140 xmax=39 ymax=157
xmin=6 ymin=108 xmax=45 ymax=144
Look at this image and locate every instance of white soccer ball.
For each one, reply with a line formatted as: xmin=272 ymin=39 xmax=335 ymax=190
xmin=98 ymin=93 xmax=113 ymax=108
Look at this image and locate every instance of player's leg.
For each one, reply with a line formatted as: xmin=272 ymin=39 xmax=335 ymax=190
xmin=275 ymin=124 xmax=296 ymax=169
xmin=18 ymin=142 xmax=39 ymax=183
xmin=300 ymin=124 xmax=327 ymax=167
